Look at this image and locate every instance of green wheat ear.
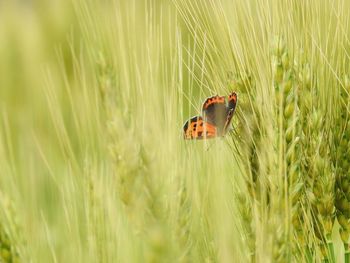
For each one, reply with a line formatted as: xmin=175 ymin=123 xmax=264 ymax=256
xmin=0 ymin=224 xmax=18 ymax=263
xmin=236 ymin=191 xmax=255 ymax=260
xmin=296 ymin=52 xmax=336 ymax=262
xmin=0 ymin=196 xmax=21 ymax=263
xmin=334 ymin=74 xmax=350 ymax=262
xmin=271 ymin=36 xmax=305 ymax=262
xmin=226 ymin=73 xmax=257 ymax=260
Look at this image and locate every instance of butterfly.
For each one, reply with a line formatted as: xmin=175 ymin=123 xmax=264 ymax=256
xmin=183 ymin=92 xmax=238 ymax=139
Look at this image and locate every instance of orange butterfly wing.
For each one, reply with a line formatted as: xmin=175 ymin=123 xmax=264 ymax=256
xmin=183 ymin=116 xmax=217 ymax=139
xmin=183 ymin=92 xmax=237 ymax=139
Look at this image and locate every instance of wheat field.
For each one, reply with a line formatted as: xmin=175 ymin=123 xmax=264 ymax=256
xmin=1 ymin=0 xmax=350 ymax=262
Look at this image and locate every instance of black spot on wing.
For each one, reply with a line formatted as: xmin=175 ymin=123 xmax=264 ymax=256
xmin=183 ymin=116 xmax=202 ymax=131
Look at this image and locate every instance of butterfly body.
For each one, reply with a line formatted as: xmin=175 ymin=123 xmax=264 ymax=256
xmin=183 ymin=92 xmax=237 ymax=139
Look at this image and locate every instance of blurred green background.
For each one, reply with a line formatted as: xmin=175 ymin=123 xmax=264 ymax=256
xmin=1 ymin=0 xmax=350 ymax=262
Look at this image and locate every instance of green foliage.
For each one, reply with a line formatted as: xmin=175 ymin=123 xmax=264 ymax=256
xmin=1 ymin=0 xmax=350 ymax=262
